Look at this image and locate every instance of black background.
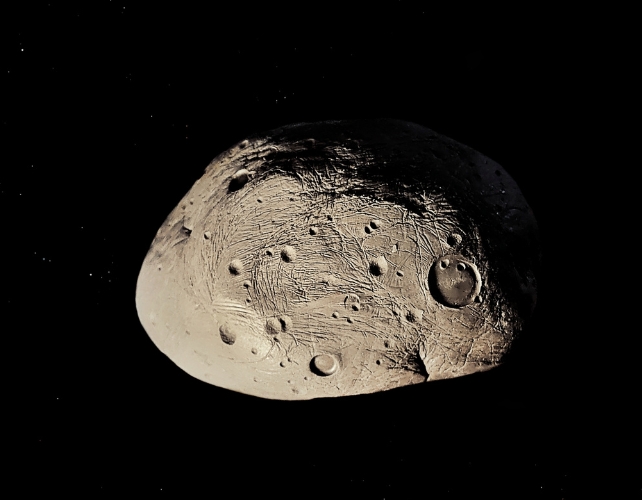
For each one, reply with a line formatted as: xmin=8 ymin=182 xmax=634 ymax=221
xmin=4 ymin=2 xmax=638 ymax=497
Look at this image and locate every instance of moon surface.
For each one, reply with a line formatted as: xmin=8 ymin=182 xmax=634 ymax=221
xmin=135 ymin=119 xmax=540 ymax=400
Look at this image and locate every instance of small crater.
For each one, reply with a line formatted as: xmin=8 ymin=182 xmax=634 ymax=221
xmin=281 ymin=245 xmax=296 ymax=262
xmin=369 ymin=256 xmax=388 ymax=276
xmin=228 ymin=259 xmax=243 ymax=275
xmin=242 ymin=280 xmax=251 ymax=288
xmin=279 ymin=315 xmax=292 ymax=332
xmin=229 ymin=169 xmax=250 ymax=191
xmin=447 ymin=233 xmax=462 ymax=247
xmin=305 ymin=138 xmax=316 ymax=148
xmin=347 ymin=317 xmax=354 ymax=323
xmin=265 ymin=248 xmax=274 ymax=257
xmin=440 ymin=259 xmax=450 ymax=269
xmin=309 ymin=227 xmax=318 ymax=235
xmin=332 ymin=311 xmax=339 ymax=318
xmin=327 ymin=214 xmax=333 ymax=221
xmin=396 ymin=270 xmax=404 ymax=277
xmin=251 ymin=348 xmax=258 ymax=355
xmin=475 ymin=295 xmax=483 ymax=304
xmin=351 ymin=304 xmax=360 ymax=311
xmin=457 ymin=263 xmax=466 ymax=271
xmin=364 ymin=225 xmax=372 ymax=234
xmin=257 ymin=198 xmax=263 ymax=203
xmin=203 ymin=231 xmax=211 ymax=240
xmin=265 ymin=318 xmax=281 ymax=336
xmin=181 ymin=225 xmax=192 ymax=236
xmin=370 ymin=219 xmax=381 ymax=229
xmin=245 ymin=297 xmax=252 ymax=304
xmin=344 ymin=293 xmax=360 ymax=309
xmin=376 ymin=359 xmax=382 ymax=365
xmin=280 ymin=361 xmax=287 ymax=367
xmin=239 ymin=139 xmax=249 ymax=149
xmin=219 ymin=324 xmax=236 ymax=345
xmin=311 ymin=354 xmax=339 ymax=376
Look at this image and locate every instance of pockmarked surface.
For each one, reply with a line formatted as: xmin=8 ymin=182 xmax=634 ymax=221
xmin=136 ymin=119 xmax=540 ymax=399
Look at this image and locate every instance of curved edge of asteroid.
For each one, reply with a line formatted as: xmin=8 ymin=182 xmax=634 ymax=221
xmin=135 ymin=118 xmax=540 ymax=400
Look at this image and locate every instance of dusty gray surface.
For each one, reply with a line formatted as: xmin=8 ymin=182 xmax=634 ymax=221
xmin=135 ymin=119 xmax=540 ymax=400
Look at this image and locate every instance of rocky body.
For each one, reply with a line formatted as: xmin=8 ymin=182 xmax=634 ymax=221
xmin=135 ymin=119 xmax=539 ymax=400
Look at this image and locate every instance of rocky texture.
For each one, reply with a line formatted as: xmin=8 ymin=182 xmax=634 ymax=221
xmin=135 ymin=119 xmax=540 ymax=400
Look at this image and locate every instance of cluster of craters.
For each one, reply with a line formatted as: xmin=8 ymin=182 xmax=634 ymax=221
xmin=208 ymin=167 xmax=484 ymax=387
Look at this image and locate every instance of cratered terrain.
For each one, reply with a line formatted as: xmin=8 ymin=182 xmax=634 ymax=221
xmin=135 ymin=119 xmax=540 ymax=400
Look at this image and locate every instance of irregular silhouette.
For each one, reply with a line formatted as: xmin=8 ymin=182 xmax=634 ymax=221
xmin=135 ymin=119 xmax=540 ymax=400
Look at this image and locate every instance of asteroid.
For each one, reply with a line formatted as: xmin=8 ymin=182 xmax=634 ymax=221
xmin=135 ymin=119 xmax=540 ymax=400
